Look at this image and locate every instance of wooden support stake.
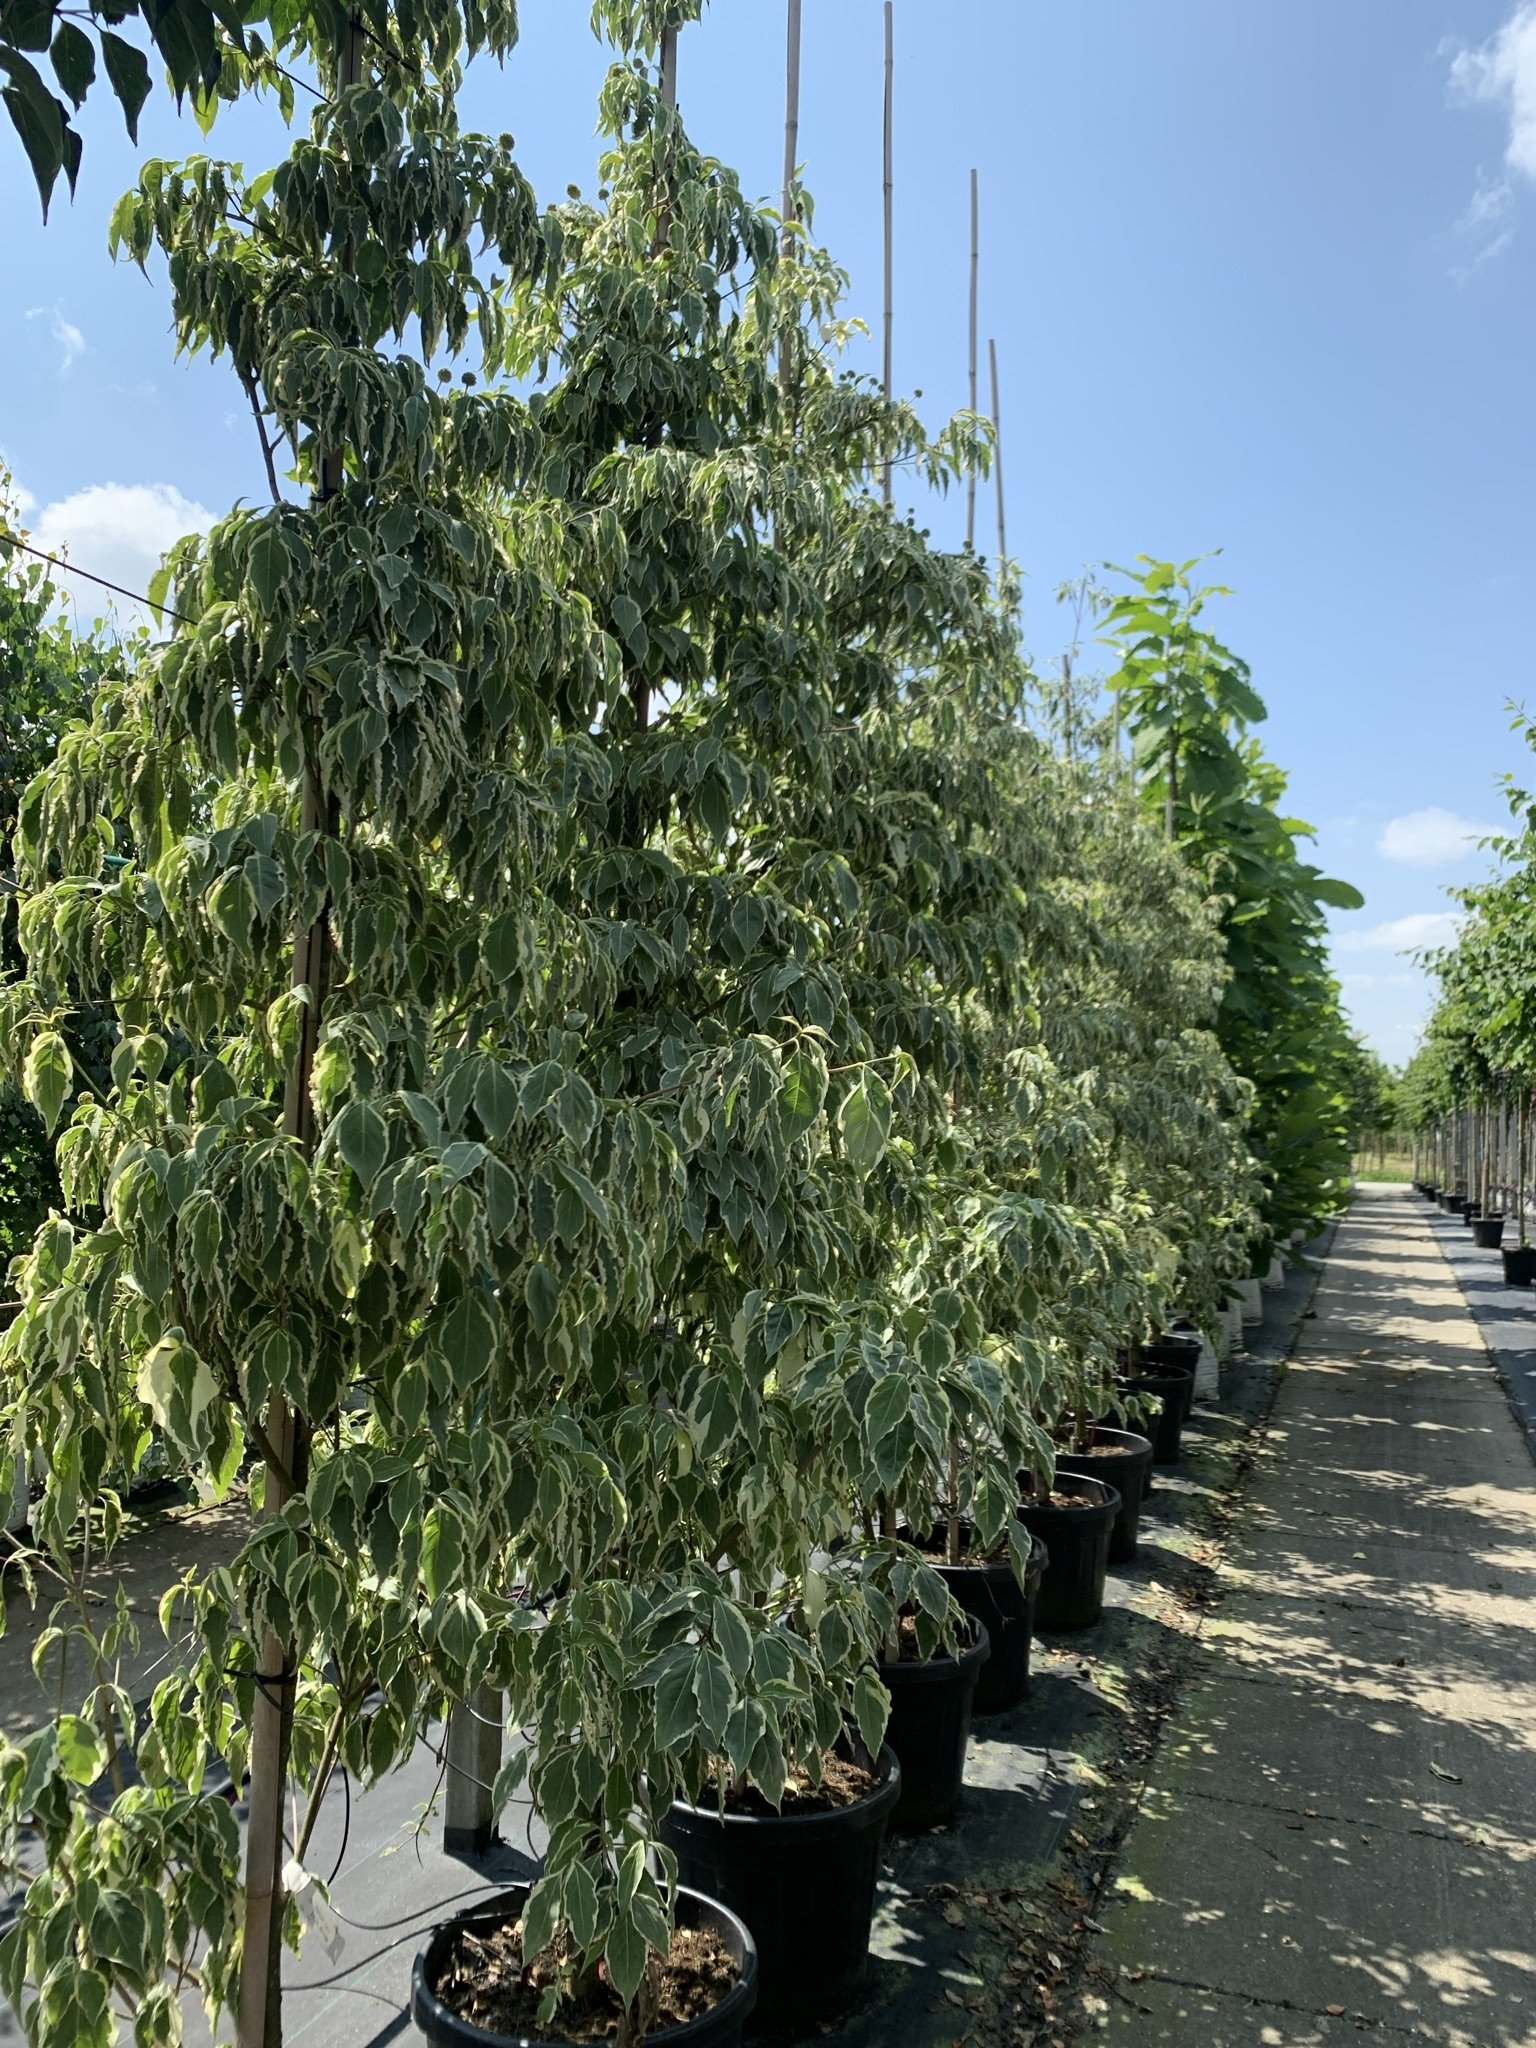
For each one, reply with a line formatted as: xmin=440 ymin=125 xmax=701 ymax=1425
xmin=881 ymin=0 xmax=894 ymax=507
xmin=966 ymin=168 xmax=978 ymax=549
xmin=444 ymin=1685 xmax=506 ymax=1856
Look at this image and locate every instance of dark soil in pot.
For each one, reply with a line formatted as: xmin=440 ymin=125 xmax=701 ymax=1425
xmin=1473 ymin=1214 xmax=1506 ymax=1250
xmin=413 ymin=1885 xmax=757 ymax=2048
xmin=1014 ymin=1471 xmax=1120 ymax=1632
xmin=1115 ymin=1369 xmax=1192 ymax=1464
xmin=1503 ymin=1243 xmax=1536 ymax=1285
xmin=919 ymin=1525 xmax=1047 ymax=1714
xmin=659 ymin=1744 xmax=900 ymax=2032
xmin=1055 ymin=1427 xmax=1154 ymax=1563
xmin=876 ymin=1615 xmax=988 ymax=1830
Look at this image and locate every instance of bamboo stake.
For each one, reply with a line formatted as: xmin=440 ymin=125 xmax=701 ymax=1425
xmin=881 ymin=0 xmax=893 ymax=507
xmin=988 ymin=335 xmax=1006 ymax=581
xmin=632 ymin=18 xmax=682 ymax=736
xmin=782 ymin=0 xmax=802 ymax=256
xmin=779 ymin=0 xmax=803 ymax=403
xmin=237 ymin=31 xmax=364 ymax=2048
xmin=966 ymin=168 xmax=978 ymax=548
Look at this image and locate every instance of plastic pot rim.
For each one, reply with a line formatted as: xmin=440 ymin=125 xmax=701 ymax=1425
xmin=665 ymin=1743 xmax=902 ymax=1839
xmin=1017 ymin=1470 xmax=1122 ymax=1521
xmin=877 ymin=1616 xmax=990 ymax=1686
xmin=411 ymin=1884 xmax=759 ymax=2048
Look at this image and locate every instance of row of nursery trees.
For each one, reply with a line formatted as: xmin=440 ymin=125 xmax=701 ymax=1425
xmin=1401 ymin=712 xmax=1536 ymax=1227
xmin=0 ymin=2 xmax=1365 ymax=2041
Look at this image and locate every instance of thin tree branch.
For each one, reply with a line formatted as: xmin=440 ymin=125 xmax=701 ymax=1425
xmin=240 ymin=366 xmax=285 ymax=505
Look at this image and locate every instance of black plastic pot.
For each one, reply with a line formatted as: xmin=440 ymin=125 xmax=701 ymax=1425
xmin=1055 ymin=1427 xmax=1154 ymax=1563
xmin=1503 ymin=1243 xmax=1536 ymax=1285
xmin=1442 ymin=1192 xmax=1466 ymax=1214
xmin=877 ymin=1619 xmax=988 ymax=1830
xmin=1014 ymin=1472 xmax=1120 ymax=1632
xmin=659 ymin=1745 xmax=900 ymax=2032
xmin=1463 ymin=1201 xmax=1483 ymax=1227
xmin=933 ymin=1531 xmax=1047 ymax=1714
xmin=1155 ymin=1335 xmax=1204 ymax=1417
xmin=1143 ymin=1335 xmax=1199 ymax=1370
xmin=1116 ymin=1369 xmax=1192 ymax=1464
xmin=413 ymin=1885 xmax=758 ymax=2048
xmin=1473 ymin=1214 xmax=1506 ymax=1250
xmin=1141 ymin=1339 xmax=1199 ymax=1418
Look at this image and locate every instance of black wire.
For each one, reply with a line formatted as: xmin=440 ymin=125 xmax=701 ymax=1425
xmin=271 ymin=57 xmax=327 ymax=104
xmin=6 ymin=538 xmax=192 ymax=626
xmin=300 ymin=1879 xmax=523 ymax=1983
xmin=327 ymin=1763 xmax=352 ymax=1884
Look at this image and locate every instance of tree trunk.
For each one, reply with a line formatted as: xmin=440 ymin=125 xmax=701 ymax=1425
xmin=236 ymin=26 xmax=363 ymax=2046
xmin=1165 ymin=731 xmax=1179 ymax=843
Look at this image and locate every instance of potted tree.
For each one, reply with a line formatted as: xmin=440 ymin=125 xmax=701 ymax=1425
xmin=0 ymin=11 xmax=894 ymax=2043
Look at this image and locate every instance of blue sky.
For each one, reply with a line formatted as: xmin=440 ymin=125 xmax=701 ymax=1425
xmin=5 ymin=0 xmax=1536 ymax=1064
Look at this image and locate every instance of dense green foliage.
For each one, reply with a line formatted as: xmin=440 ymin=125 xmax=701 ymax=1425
xmin=1103 ymin=558 xmax=1364 ymax=1253
xmin=1337 ymin=1041 xmax=1401 ymax=1150
xmin=0 ymin=481 xmax=104 ymax=1271
xmin=0 ymin=9 xmax=1354 ymax=2046
xmin=0 ymin=0 xmax=524 ymax=214
xmin=1402 ymin=713 xmax=1536 ymax=1207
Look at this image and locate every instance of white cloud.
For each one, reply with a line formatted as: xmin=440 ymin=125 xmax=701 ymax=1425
xmin=1338 ymin=972 xmax=1418 ymax=992
xmin=1445 ymin=7 xmax=1536 ymax=266
xmin=1334 ymin=911 xmax=1464 ymax=956
xmin=1376 ymin=807 xmax=1494 ymax=867
xmin=1449 ymin=5 xmax=1536 ymax=177
xmin=25 ymin=304 xmax=86 ymax=374
xmin=1454 ymin=177 xmax=1515 ymax=275
xmin=24 ymin=481 xmax=216 ymax=624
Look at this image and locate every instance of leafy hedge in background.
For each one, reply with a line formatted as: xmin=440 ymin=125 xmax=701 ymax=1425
xmin=1404 ymin=711 xmax=1536 ymax=1142
xmin=0 ymin=480 xmax=106 ymax=1269
xmin=1104 ymin=557 xmax=1364 ymax=1254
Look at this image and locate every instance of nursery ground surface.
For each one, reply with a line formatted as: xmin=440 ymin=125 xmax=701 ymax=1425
xmin=1062 ymin=1183 xmax=1536 ymax=2048
xmin=0 ymin=1244 xmax=1325 ymax=2048
xmin=1429 ymin=1199 xmax=1536 ymax=1456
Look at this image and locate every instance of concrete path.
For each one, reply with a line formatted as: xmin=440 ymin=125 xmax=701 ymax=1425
xmin=1097 ymin=1183 xmax=1536 ymax=2048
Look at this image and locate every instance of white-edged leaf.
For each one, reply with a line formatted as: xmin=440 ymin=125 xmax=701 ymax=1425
xmin=23 ymin=1030 xmax=72 ymax=1136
